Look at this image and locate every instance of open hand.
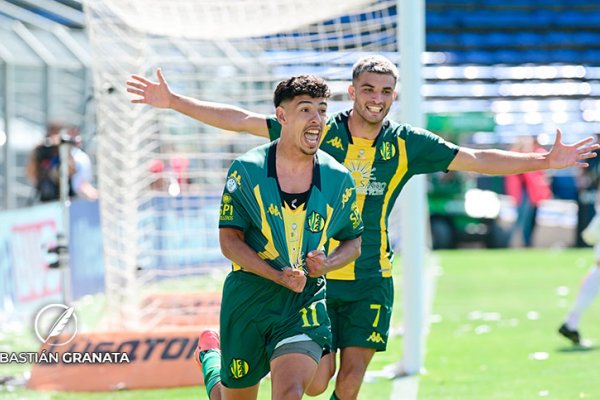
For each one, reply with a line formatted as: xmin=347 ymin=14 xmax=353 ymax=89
xmin=126 ymin=68 xmax=172 ymax=108
xmin=548 ymin=129 xmax=600 ymax=169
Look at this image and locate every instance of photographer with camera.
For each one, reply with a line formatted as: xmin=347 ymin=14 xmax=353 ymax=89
xmin=26 ymin=122 xmax=98 ymax=203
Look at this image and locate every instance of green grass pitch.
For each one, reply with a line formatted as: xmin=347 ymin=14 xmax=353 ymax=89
xmin=1 ymin=248 xmax=598 ymax=399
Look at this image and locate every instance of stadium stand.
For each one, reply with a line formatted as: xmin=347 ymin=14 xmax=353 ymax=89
xmin=1 ymin=0 xmax=600 ymax=210
xmin=426 ymin=0 xmax=600 ymax=65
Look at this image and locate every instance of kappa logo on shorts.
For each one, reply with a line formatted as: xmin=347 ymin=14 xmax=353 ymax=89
xmin=229 ymin=358 xmax=250 ymax=379
xmin=366 ymin=331 xmax=385 ymax=344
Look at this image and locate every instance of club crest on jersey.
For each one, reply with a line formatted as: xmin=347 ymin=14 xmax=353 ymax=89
xmin=229 ymin=358 xmax=249 ymax=379
xmin=379 ymin=142 xmax=396 ymax=161
xmin=226 ymin=170 xmax=242 ymax=193
xmin=306 ymin=211 xmax=325 ymax=233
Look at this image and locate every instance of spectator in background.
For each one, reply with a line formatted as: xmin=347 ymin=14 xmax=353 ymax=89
xmin=148 ymin=155 xmax=190 ymax=195
xmin=505 ymin=136 xmax=552 ymax=247
xmin=26 ymin=122 xmax=98 ymax=203
xmin=575 ymin=134 xmax=600 ymax=247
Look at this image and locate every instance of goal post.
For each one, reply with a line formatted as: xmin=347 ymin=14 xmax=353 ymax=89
xmin=83 ymin=0 xmax=429 ymax=373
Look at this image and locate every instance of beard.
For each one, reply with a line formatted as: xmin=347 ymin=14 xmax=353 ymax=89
xmin=300 ymin=147 xmax=318 ymax=156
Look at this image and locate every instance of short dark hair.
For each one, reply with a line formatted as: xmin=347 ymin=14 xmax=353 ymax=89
xmin=352 ymin=55 xmax=399 ymax=84
xmin=273 ymin=75 xmax=330 ymax=107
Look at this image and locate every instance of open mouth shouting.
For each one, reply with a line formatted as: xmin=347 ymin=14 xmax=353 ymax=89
xmin=303 ymin=127 xmax=321 ymax=147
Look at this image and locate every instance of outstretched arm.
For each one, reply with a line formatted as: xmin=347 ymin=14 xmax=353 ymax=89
xmin=219 ymin=228 xmax=306 ymax=292
xmin=305 ymin=236 xmax=361 ymax=278
xmin=448 ymin=129 xmax=599 ymax=175
xmin=127 ymin=68 xmax=269 ymax=137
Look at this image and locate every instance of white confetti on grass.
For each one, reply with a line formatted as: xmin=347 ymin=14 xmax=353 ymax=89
xmin=556 ymin=286 xmax=570 ymax=296
xmin=468 ymin=311 xmax=501 ymax=321
xmin=529 ymin=352 xmax=549 ymax=361
xmin=482 ymin=312 xmax=501 ymax=321
xmin=474 ymin=325 xmax=491 ymax=335
xmin=527 ymin=311 xmax=540 ymax=320
xmin=468 ymin=311 xmax=483 ymax=320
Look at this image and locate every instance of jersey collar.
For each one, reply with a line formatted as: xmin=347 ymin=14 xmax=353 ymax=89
xmin=267 ymin=140 xmax=322 ymax=191
xmin=340 ymin=109 xmax=390 ymax=147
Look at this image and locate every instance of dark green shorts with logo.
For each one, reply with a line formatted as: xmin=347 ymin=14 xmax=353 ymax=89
xmin=219 ymin=270 xmax=331 ymax=388
xmin=326 ymin=276 xmax=394 ymax=352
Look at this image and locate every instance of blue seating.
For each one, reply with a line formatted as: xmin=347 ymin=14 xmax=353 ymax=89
xmin=571 ymin=32 xmax=600 ymax=46
xmin=425 ymin=0 xmax=600 ymax=65
xmin=485 ymin=32 xmax=514 ymax=47
xmin=546 ymin=32 xmax=573 ymax=45
xmin=550 ymin=49 xmax=582 ymax=64
xmin=478 ymin=12 xmax=535 ymax=28
xmin=426 ymin=12 xmax=459 ymax=28
xmin=523 ymin=49 xmax=551 ymax=63
xmin=514 ymin=32 xmax=543 ymax=47
xmin=528 ymin=10 xmax=554 ymax=27
xmin=533 ymin=0 xmax=565 ymax=6
xmin=428 ymin=32 xmax=459 ymax=48
xmin=462 ymin=50 xmax=494 ymax=64
xmin=556 ymin=11 xmax=600 ymax=27
xmin=582 ymin=49 xmax=600 ymax=64
xmin=484 ymin=0 xmax=536 ymax=6
xmin=494 ymin=50 xmax=525 ymax=64
xmin=458 ymin=32 xmax=482 ymax=48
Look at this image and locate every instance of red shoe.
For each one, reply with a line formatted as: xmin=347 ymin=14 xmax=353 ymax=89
xmin=194 ymin=330 xmax=220 ymax=369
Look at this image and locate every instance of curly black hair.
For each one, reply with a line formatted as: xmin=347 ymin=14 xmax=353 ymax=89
xmin=273 ymin=75 xmax=330 ymax=107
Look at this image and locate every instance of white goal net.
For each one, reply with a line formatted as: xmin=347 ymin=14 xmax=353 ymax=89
xmin=83 ymin=0 xmax=403 ymax=331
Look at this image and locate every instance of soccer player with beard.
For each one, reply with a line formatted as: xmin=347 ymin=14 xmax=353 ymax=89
xmin=128 ymin=56 xmax=599 ymax=400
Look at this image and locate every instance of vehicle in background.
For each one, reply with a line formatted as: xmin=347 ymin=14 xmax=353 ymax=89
xmin=428 ymin=171 xmax=511 ymax=249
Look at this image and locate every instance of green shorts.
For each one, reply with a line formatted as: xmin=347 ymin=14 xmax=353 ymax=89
xmin=219 ymin=271 xmax=331 ymax=388
xmin=326 ymin=276 xmax=394 ymax=352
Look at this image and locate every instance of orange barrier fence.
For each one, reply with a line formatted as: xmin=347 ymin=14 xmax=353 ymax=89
xmin=28 ymin=292 xmax=221 ymax=391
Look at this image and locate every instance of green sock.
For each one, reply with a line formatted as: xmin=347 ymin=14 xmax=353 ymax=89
xmin=330 ymin=391 xmax=340 ymax=400
xmin=200 ymin=350 xmax=221 ymax=399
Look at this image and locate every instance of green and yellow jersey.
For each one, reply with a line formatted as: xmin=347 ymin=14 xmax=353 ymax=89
xmin=267 ymin=110 xmax=458 ymax=280
xmin=219 ymin=140 xmax=364 ymax=274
